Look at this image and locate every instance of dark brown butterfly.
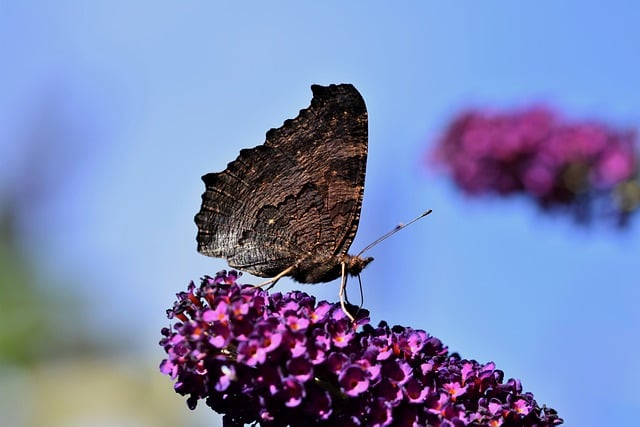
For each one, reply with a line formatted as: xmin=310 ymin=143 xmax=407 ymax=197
xmin=195 ymin=84 xmax=373 ymax=306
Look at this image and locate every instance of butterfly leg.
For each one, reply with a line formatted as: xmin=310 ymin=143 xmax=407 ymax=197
xmin=255 ymin=265 xmax=295 ymax=290
xmin=339 ymin=262 xmax=356 ymax=323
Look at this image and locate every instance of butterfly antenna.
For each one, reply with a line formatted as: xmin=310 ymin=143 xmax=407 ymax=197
xmin=356 ymin=209 xmax=433 ymax=257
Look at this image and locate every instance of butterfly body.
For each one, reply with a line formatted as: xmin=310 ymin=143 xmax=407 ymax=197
xmin=289 ymin=253 xmax=373 ymax=284
xmin=195 ymin=84 xmax=369 ymax=285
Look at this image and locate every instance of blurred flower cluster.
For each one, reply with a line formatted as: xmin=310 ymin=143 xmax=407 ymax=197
xmin=160 ymin=271 xmax=562 ymax=426
xmin=431 ymin=107 xmax=640 ymax=225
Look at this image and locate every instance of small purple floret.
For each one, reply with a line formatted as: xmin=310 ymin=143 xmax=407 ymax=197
xmin=160 ymin=271 xmax=563 ymax=426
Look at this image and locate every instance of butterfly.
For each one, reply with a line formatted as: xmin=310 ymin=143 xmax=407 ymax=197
xmin=195 ymin=84 xmax=372 ymax=319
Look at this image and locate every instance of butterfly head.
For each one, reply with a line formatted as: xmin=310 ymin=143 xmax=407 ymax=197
xmin=344 ymin=254 xmax=374 ymax=277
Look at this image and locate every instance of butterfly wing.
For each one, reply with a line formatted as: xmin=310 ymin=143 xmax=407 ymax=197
xmin=195 ymin=84 xmax=368 ymax=279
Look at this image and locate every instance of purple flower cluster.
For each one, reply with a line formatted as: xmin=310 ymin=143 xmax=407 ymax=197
xmin=160 ymin=271 xmax=562 ymax=426
xmin=431 ymin=107 xmax=640 ymax=224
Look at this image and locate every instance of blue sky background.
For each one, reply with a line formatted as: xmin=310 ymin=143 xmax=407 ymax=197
xmin=2 ymin=2 xmax=639 ymax=426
